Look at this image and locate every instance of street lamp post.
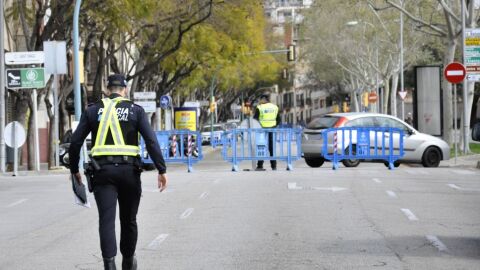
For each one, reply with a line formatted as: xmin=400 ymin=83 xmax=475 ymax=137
xmin=399 ymin=0 xmax=405 ymax=120
xmin=0 ymin=0 xmax=6 ymax=172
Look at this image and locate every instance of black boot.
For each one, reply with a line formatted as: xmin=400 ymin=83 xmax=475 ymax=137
xmin=103 ymin=257 xmax=117 ymax=270
xmin=122 ymin=255 xmax=137 ymax=270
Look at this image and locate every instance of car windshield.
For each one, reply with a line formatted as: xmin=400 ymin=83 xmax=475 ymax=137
xmin=202 ymin=126 xmax=223 ymax=132
xmin=306 ymin=116 xmax=339 ymax=130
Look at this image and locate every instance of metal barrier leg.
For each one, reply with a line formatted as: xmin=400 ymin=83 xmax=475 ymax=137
xmin=287 ymin=129 xmax=293 ymax=171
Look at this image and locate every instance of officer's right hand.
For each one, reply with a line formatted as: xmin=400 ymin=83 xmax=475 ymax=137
xmin=158 ymin=174 xmax=168 ymax=192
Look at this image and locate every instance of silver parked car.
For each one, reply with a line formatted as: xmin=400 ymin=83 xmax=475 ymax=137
xmin=302 ymin=113 xmax=450 ymax=168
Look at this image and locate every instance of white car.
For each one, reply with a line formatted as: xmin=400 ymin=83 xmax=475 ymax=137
xmin=302 ymin=113 xmax=450 ymax=168
xmin=201 ymin=124 xmax=224 ymax=145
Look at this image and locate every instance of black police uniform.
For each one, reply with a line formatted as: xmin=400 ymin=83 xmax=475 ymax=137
xmin=69 ymin=92 xmax=166 ymax=266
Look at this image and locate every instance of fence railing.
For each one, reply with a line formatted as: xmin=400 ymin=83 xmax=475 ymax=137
xmin=140 ymin=130 xmax=203 ymax=172
xmin=221 ymin=128 xmax=302 ymax=171
xmin=321 ymin=127 xmax=405 ymax=170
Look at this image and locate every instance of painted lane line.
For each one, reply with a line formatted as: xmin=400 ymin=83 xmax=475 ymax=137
xmin=451 ymin=170 xmax=476 ymax=175
xmin=312 ymin=187 xmax=347 ymax=192
xmin=372 ymin=178 xmax=382 ymax=184
xmin=288 ymin=182 xmax=302 ymax=190
xmin=426 ymin=235 xmax=448 ymax=252
xmin=6 ymin=199 xmax=28 ymax=208
xmin=447 ymin=183 xmax=480 ymax=192
xmin=199 ymin=192 xmax=209 ymax=199
xmin=147 ymin=234 xmax=169 ymax=250
xmin=180 ymin=208 xmax=194 ymax=219
xmin=401 ymin=208 xmax=419 ymax=221
xmin=386 ymin=190 xmax=398 ymax=198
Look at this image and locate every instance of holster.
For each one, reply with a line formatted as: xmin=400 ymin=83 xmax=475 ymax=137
xmin=84 ymin=156 xmax=102 ymax=193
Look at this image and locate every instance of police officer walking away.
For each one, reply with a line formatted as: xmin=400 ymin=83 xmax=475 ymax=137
xmin=69 ymin=74 xmax=168 ymax=270
xmin=254 ymin=94 xmax=281 ymax=171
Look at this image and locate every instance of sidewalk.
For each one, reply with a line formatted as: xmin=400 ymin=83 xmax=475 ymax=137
xmin=441 ymin=154 xmax=480 ymax=169
xmin=0 ymin=145 xmax=221 ymax=177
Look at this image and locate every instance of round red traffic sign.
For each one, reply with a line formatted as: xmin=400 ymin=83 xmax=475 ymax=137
xmin=368 ymin=92 xmax=378 ymax=103
xmin=444 ymin=62 xmax=466 ymax=84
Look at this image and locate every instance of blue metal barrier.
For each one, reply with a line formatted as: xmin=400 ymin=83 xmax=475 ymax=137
xmin=221 ymin=128 xmax=302 ymax=171
xmin=321 ymin=127 xmax=404 ymax=170
xmin=140 ymin=130 xmax=203 ymax=172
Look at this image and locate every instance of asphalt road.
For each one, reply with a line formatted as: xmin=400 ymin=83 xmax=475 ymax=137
xmin=0 ymin=150 xmax=479 ymax=269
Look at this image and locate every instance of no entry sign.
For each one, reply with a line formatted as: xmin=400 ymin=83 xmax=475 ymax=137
xmin=444 ymin=62 xmax=466 ymax=84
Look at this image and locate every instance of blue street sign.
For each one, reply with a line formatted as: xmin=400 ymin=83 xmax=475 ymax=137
xmin=160 ymin=95 xmax=172 ymax=109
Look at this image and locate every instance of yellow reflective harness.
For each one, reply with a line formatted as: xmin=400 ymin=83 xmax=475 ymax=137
xmin=91 ymin=97 xmax=140 ymax=157
xmin=258 ymin=103 xmax=279 ymax=128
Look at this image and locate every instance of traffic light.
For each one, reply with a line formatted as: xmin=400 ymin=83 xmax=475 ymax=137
xmin=362 ymin=92 xmax=369 ymax=108
xmin=210 ymin=97 xmax=216 ymax=112
xmin=287 ymin=44 xmax=296 ymax=62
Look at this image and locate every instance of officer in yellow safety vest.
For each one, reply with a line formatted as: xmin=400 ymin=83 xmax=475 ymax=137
xmin=254 ymin=94 xmax=281 ymax=171
xmin=69 ymin=74 xmax=167 ymax=270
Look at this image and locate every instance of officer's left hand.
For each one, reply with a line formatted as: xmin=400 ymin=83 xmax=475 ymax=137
xmin=74 ymin=172 xmax=83 ymax=185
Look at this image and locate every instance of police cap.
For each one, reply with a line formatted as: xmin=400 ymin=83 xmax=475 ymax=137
xmin=107 ymin=74 xmax=127 ymax=88
xmin=260 ymin=94 xmax=270 ymax=101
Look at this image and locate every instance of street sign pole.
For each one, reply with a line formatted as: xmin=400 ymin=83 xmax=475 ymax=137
xmin=12 ymin=121 xmax=16 ymax=176
xmin=461 ymin=0 xmax=469 ymax=154
xmin=73 ymin=0 xmax=82 ymax=122
xmin=32 ymin=89 xmax=40 ymax=171
xmin=0 ymin=0 xmax=6 ymax=173
xmin=54 ymin=74 xmax=59 ymax=167
xmin=444 ymin=62 xmax=467 ymax=163
xmin=453 ymin=84 xmax=458 ymax=163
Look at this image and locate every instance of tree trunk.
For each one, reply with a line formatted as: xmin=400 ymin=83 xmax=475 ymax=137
xmin=383 ymin=76 xmax=391 ymax=114
xmin=442 ymin=40 xmax=456 ymax=145
xmin=391 ymin=73 xmax=399 ymax=117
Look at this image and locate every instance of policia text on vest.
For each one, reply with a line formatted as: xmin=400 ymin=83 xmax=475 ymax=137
xmin=254 ymin=95 xmax=281 ymax=171
xmin=69 ymin=74 xmax=168 ymax=270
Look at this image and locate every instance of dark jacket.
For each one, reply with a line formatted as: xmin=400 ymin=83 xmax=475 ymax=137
xmin=69 ymin=93 xmax=166 ymax=174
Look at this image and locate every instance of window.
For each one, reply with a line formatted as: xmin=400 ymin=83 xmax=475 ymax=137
xmin=320 ymin=99 xmax=325 ymax=108
xmin=313 ymin=98 xmax=319 ymax=109
xmin=307 ymin=116 xmax=340 ymax=129
xmin=344 ymin=117 xmax=376 ymax=127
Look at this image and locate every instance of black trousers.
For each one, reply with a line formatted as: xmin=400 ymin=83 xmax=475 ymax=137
xmin=257 ymin=132 xmax=277 ymax=169
xmin=93 ymin=164 xmax=142 ymax=258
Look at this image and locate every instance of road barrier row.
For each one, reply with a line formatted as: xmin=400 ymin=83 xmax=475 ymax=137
xmin=321 ymin=127 xmax=405 ymax=170
xmin=140 ymin=130 xmax=203 ymax=172
xmin=221 ymin=128 xmax=302 ymax=171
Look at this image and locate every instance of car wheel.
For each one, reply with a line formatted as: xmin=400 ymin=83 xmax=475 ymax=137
xmin=305 ymin=158 xmax=325 ymax=168
xmin=421 ymin=147 xmax=441 ymax=167
xmin=342 ymin=145 xmax=360 ymax=167
xmin=383 ymin=161 xmax=400 ymax=168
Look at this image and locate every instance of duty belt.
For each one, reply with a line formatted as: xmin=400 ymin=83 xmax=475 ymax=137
xmin=94 ymin=156 xmax=140 ymax=165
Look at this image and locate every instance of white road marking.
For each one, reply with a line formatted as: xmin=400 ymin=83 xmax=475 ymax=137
xmin=288 ymin=182 xmax=302 ymax=190
xmin=180 ymin=208 xmax=194 ymax=219
xmin=312 ymin=187 xmax=347 ymax=192
xmin=6 ymin=199 xmax=28 ymax=208
xmin=199 ymin=192 xmax=209 ymax=199
xmin=372 ymin=178 xmax=382 ymax=184
xmin=386 ymin=190 xmax=397 ymax=198
xmin=401 ymin=208 xmax=419 ymax=221
xmin=447 ymin=183 xmax=480 ymax=192
xmin=147 ymin=234 xmax=169 ymax=250
xmin=451 ymin=170 xmax=476 ymax=175
xmin=288 ymin=183 xmax=346 ymax=192
xmin=426 ymin=235 xmax=448 ymax=252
